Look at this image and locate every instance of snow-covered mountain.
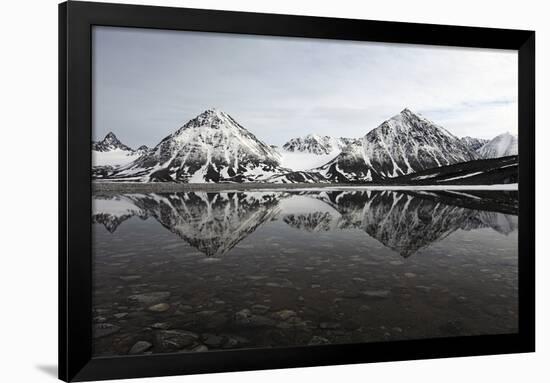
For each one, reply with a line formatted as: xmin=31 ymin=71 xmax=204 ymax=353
xmin=279 ymin=134 xmax=357 ymax=171
xmin=282 ymin=134 xmax=356 ymax=154
xmin=477 ymin=132 xmax=518 ymax=159
xmin=109 ymin=109 xmax=292 ymax=182
xmin=460 ymin=136 xmax=489 ymax=151
xmin=315 ymin=108 xmax=478 ymax=182
xmin=92 ymin=132 xmax=133 ymax=152
xmin=92 ymin=132 xmax=142 ymax=167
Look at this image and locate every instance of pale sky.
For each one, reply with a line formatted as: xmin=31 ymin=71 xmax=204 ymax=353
xmin=92 ymin=26 xmax=518 ymax=148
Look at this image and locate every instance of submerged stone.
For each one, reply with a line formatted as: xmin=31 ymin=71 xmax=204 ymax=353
xmin=148 ymin=303 xmax=170 ymax=312
xmin=128 ymin=341 xmax=152 ymax=354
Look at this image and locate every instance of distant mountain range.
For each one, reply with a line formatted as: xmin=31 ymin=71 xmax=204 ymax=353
xmin=92 ymin=132 xmax=149 ymax=169
xmin=92 ymin=108 xmax=518 ymax=184
xmin=460 ymin=136 xmax=489 ymax=151
xmin=282 ymin=134 xmax=357 ymax=155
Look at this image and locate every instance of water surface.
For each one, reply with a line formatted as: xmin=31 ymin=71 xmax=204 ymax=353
xmin=92 ymin=189 xmax=518 ymax=356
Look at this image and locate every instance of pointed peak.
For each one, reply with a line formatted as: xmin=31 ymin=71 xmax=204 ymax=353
xmin=381 ymin=108 xmax=422 ymax=126
xmin=501 ymin=131 xmax=516 ymax=137
xmin=400 ymin=107 xmax=417 ymax=116
xmin=93 ymin=131 xmax=132 ymax=152
xmin=193 ymin=108 xmax=232 ymax=122
xmin=101 ymin=132 xmax=124 ymax=146
xmin=104 ymin=132 xmax=118 ymax=140
xmin=383 ymin=108 xmax=423 ymax=125
xmin=202 ymin=107 xmax=224 ymax=115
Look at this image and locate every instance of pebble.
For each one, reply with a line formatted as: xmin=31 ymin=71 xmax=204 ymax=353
xmin=155 ymin=330 xmax=198 ymax=351
xmin=148 ymin=303 xmax=170 ymax=312
xmin=251 ymin=304 xmax=270 ymax=315
xmin=202 ymin=334 xmax=224 ymax=347
xmin=274 ymin=309 xmax=296 ymax=321
xmin=128 ymin=341 xmax=152 ymax=355
xmin=151 ymin=322 xmax=170 ymax=330
xmin=191 ymin=344 xmax=209 ymax=352
xmin=223 ymin=335 xmax=249 ymax=348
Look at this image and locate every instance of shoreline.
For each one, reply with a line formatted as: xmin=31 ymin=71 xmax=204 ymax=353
xmin=92 ymin=182 xmax=518 ymax=193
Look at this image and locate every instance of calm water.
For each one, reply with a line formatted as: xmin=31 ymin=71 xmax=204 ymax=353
xmin=92 ymin=189 xmax=518 ymax=356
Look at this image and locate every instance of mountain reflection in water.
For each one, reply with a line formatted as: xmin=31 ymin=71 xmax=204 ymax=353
xmin=92 ymin=190 xmax=517 ymax=258
xmin=92 ymin=189 xmax=518 ymax=356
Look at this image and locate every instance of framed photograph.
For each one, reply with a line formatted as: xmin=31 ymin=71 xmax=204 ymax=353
xmin=59 ymin=1 xmax=535 ymax=381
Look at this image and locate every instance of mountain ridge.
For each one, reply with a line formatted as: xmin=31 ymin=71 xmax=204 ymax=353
xmin=108 ymin=109 xmax=290 ymax=183
xmin=314 ymin=108 xmax=479 ymax=182
xmin=92 ymin=108 xmax=517 ymax=184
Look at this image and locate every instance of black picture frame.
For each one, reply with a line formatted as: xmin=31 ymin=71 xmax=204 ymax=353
xmin=59 ymin=1 xmax=535 ymax=381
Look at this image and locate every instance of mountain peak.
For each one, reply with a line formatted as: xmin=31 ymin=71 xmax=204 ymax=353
xmin=478 ymin=132 xmax=518 ymax=159
xmin=120 ymin=109 xmax=284 ymax=182
xmin=396 ymin=108 xmax=426 ymax=123
xmin=102 ymin=132 xmax=122 ymax=145
xmin=499 ymin=131 xmax=517 ymax=138
xmin=200 ymin=107 xmax=227 ymax=118
xmin=189 ymin=108 xmax=235 ymax=126
xmin=282 ymin=135 xmax=354 ymax=155
xmin=318 ymin=108 xmax=478 ymax=180
xmin=305 ymin=133 xmax=322 ymax=140
xmin=93 ymin=132 xmax=133 ymax=152
xmin=380 ymin=108 xmax=422 ymax=126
